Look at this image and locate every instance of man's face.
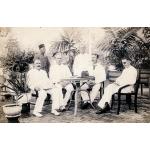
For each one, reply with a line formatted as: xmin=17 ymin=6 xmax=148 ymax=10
xmin=55 ymin=53 xmax=62 ymax=65
xmin=34 ymin=60 xmax=41 ymax=70
xmin=122 ymin=59 xmax=131 ymax=68
xmin=92 ymin=54 xmax=97 ymax=64
xmin=40 ymin=47 xmax=46 ymax=55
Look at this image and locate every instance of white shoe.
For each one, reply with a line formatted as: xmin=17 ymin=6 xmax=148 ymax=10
xmin=51 ymin=110 xmax=60 ymax=116
xmin=33 ymin=112 xmax=43 ymax=117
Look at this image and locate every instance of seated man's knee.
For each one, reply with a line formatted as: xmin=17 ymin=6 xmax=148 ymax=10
xmin=65 ymin=84 xmax=74 ymax=92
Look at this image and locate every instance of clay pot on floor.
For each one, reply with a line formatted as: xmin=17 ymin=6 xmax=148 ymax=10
xmin=2 ymin=104 xmax=22 ymax=123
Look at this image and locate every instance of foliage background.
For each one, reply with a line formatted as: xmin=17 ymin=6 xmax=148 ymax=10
xmin=0 ymin=27 xmax=150 ymax=73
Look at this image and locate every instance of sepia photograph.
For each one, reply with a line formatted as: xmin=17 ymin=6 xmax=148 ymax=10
xmin=0 ymin=27 xmax=150 ymax=123
xmin=1 ymin=1 xmax=150 ymax=150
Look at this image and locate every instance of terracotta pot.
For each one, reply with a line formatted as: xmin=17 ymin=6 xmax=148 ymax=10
xmin=2 ymin=104 xmax=21 ymax=117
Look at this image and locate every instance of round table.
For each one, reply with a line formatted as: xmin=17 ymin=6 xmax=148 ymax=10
xmin=62 ymin=76 xmax=95 ymax=116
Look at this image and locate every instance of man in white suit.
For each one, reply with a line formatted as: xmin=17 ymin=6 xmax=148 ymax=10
xmin=27 ymin=58 xmax=63 ymax=117
xmin=80 ymin=53 xmax=106 ymax=109
xmin=49 ymin=52 xmax=74 ymax=111
xmin=96 ymin=57 xmax=137 ymax=114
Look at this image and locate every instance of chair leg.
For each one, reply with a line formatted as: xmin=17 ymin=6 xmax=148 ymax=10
xmin=117 ymin=94 xmax=121 ymax=115
xmin=100 ymin=88 xmax=102 ymax=99
xmin=102 ymin=83 xmax=104 ymax=94
xmin=141 ymin=84 xmax=143 ymax=95
xmin=67 ymin=100 xmax=72 ymax=110
xmin=111 ymin=95 xmax=115 ymax=109
xmin=134 ymin=95 xmax=137 ymax=113
xmin=126 ymin=95 xmax=131 ymax=110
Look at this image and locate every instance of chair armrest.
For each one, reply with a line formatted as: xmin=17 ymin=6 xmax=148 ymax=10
xmin=118 ymin=84 xmax=131 ymax=93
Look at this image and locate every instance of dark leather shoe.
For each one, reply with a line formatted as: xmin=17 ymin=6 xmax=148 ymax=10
xmin=59 ymin=106 xmax=66 ymax=112
xmin=105 ymin=102 xmax=110 ymax=111
xmin=96 ymin=108 xmax=107 ymax=114
xmin=60 ymin=108 xmax=66 ymax=112
xmin=91 ymin=101 xmax=98 ymax=108
xmin=95 ymin=102 xmax=110 ymax=114
xmin=81 ymin=101 xmax=89 ymax=109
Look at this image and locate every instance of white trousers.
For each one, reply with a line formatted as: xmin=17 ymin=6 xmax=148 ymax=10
xmin=59 ymin=83 xmax=74 ymax=107
xmin=34 ymin=86 xmax=63 ymax=113
xmin=80 ymin=83 xmax=101 ymax=103
xmin=98 ymin=83 xmax=133 ymax=109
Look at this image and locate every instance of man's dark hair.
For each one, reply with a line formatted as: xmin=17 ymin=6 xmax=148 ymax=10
xmin=39 ymin=44 xmax=45 ymax=49
xmin=121 ymin=56 xmax=132 ymax=62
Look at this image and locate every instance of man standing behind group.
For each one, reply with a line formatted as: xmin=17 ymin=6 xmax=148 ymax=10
xmin=49 ymin=52 xmax=74 ymax=111
xmin=34 ymin=44 xmax=50 ymax=74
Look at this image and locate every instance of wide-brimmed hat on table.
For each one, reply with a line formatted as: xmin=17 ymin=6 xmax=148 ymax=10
xmin=81 ymin=71 xmax=89 ymax=78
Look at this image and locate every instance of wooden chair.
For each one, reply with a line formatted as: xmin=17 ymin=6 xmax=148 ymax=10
xmin=111 ymin=79 xmax=140 ymax=115
xmin=139 ymin=69 xmax=150 ymax=99
xmin=107 ymin=70 xmax=139 ymax=115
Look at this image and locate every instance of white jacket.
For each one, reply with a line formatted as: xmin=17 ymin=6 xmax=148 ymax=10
xmin=116 ymin=65 xmax=137 ymax=92
xmin=73 ymin=53 xmax=92 ymax=76
xmin=26 ymin=68 xmax=52 ymax=90
xmin=49 ymin=64 xmax=72 ymax=84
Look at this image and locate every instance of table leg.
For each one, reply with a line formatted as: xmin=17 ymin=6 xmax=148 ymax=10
xmin=74 ymin=87 xmax=79 ymax=116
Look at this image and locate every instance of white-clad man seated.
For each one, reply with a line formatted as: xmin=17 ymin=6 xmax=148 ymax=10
xmin=49 ymin=52 xmax=74 ymax=111
xmin=26 ymin=58 xmax=63 ymax=117
xmin=80 ymin=53 xmax=106 ymax=109
xmin=96 ymin=57 xmax=137 ymax=114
